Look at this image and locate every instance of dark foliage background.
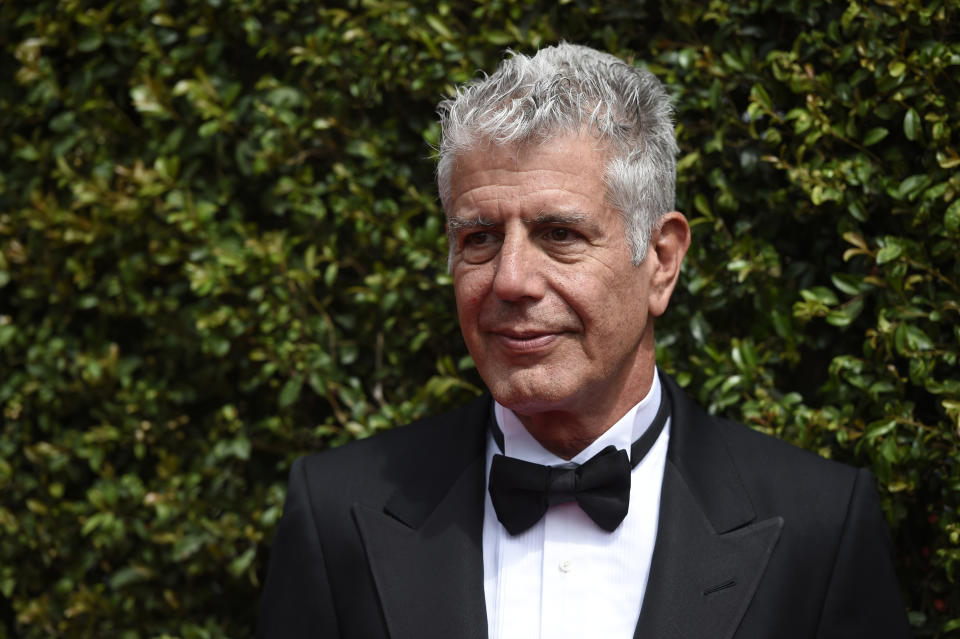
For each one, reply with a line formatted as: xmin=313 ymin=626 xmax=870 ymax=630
xmin=1 ymin=0 xmax=958 ymax=636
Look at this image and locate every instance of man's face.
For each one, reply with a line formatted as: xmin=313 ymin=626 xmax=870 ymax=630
xmin=448 ymin=134 xmax=660 ymax=421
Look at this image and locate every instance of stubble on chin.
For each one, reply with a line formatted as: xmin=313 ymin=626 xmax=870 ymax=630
xmin=479 ymin=358 xmax=575 ymax=414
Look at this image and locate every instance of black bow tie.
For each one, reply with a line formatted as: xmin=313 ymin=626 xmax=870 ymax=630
xmin=488 ymin=386 xmax=671 ymax=536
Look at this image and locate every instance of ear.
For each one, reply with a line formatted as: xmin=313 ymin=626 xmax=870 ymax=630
xmin=647 ymin=211 xmax=690 ymax=317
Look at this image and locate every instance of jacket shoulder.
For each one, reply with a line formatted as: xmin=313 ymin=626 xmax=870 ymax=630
xmin=291 ymin=393 xmax=490 ymax=506
xmin=663 ymin=372 xmax=862 ymax=519
xmin=709 ymin=412 xmax=870 ymax=540
xmin=715 ymin=414 xmax=858 ymax=488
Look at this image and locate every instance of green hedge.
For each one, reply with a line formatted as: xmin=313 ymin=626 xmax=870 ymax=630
xmin=1 ymin=0 xmax=957 ymax=636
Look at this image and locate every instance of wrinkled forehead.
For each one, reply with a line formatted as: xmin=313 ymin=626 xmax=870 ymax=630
xmin=469 ymin=127 xmax=610 ymax=158
xmin=441 ymin=129 xmax=618 ymax=212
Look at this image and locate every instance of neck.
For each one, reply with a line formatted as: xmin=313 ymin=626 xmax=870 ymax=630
xmin=514 ymin=365 xmax=657 ymax=460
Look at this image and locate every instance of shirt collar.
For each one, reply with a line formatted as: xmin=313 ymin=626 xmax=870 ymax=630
xmin=493 ymin=370 xmax=663 ymax=466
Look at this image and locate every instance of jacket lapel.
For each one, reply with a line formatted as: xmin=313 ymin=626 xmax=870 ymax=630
xmin=348 ymin=378 xmax=783 ymax=639
xmin=635 ymin=375 xmax=783 ymax=639
xmin=352 ymin=397 xmax=490 ymax=639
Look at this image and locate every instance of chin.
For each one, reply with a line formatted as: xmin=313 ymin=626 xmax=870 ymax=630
xmin=482 ymin=365 xmax=575 ymax=414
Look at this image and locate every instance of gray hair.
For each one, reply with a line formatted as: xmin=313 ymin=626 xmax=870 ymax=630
xmin=436 ymin=43 xmax=679 ymax=264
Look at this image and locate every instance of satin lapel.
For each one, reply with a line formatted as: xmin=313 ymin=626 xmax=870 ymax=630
xmin=353 ymin=399 xmax=490 ymax=639
xmin=634 ymin=462 xmax=783 ymax=639
xmin=634 ymin=374 xmax=783 ymax=639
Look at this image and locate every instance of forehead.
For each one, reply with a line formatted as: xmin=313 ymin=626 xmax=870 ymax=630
xmin=447 ymin=134 xmax=612 ymax=217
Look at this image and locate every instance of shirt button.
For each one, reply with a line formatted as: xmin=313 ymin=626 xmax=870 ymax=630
xmin=559 ymin=559 xmax=573 ymax=573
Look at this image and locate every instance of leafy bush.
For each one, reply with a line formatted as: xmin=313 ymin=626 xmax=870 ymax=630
xmin=1 ymin=0 xmax=956 ymax=637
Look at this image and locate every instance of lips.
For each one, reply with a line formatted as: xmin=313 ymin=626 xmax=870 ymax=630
xmin=488 ymin=329 xmax=564 ymax=353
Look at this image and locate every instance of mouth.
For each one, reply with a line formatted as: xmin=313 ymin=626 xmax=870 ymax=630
xmin=488 ymin=329 xmax=564 ymax=353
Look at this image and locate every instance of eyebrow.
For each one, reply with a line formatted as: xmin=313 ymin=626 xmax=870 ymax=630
xmin=446 ymin=216 xmax=496 ymax=235
xmin=528 ymin=212 xmax=589 ymax=227
xmin=446 ymin=211 xmax=597 ymax=235
xmin=529 ymin=211 xmax=604 ymax=237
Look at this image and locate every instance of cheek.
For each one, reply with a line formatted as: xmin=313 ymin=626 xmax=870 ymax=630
xmin=453 ymin=270 xmax=492 ymax=316
xmin=555 ymin=271 xmax=645 ymax=337
xmin=552 ymin=273 xmax=611 ymax=321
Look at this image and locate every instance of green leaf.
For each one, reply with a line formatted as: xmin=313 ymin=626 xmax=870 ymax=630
xmin=109 ymin=565 xmax=152 ymax=590
xmin=278 ymin=376 xmax=304 ymax=408
xmin=173 ymin=535 xmax=207 ymax=562
xmin=831 ymin=273 xmax=864 ymax=295
xmin=943 ymin=618 xmax=960 ymax=633
xmin=81 ymin=513 xmax=105 ymax=536
xmin=77 ymin=29 xmax=104 ymax=53
xmin=842 ymin=232 xmax=868 ymax=250
xmin=945 ymin=199 xmax=960 ymax=232
xmin=693 ymin=193 xmax=712 ymax=217
xmin=863 ymin=127 xmax=888 ymax=146
xmin=228 ymin=548 xmax=256 ymax=578
xmin=895 ymin=323 xmax=934 ymax=353
xmin=903 ymin=108 xmax=921 ymax=141
xmin=937 ymin=150 xmax=960 ymax=169
xmin=209 ymin=337 xmax=230 ymax=357
xmin=826 ymin=298 xmax=864 ymax=327
xmin=324 ymin=263 xmax=338 ymax=287
xmin=875 ymin=243 xmax=902 ymax=264
xmin=425 ymin=14 xmax=453 ymax=39
xmin=800 ymin=286 xmax=839 ymax=305
xmin=265 ymin=87 xmax=304 ymax=108
xmin=750 ymin=83 xmax=774 ymax=114
xmin=905 ymin=325 xmax=934 ymax=351
xmin=908 ymin=611 xmax=927 ymax=628
xmin=897 ymin=174 xmax=931 ymax=200
xmin=345 ymin=139 xmax=377 ymax=159
xmin=866 ymin=419 xmax=896 ymax=443
xmin=879 ymin=437 xmax=900 ymax=463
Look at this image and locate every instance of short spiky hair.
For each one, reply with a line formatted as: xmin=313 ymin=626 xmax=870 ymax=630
xmin=436 ymin=43 xmax=678 ymax=264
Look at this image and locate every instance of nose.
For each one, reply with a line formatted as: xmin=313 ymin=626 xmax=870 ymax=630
xmin=491 ymin=233 xmax=546 ymax=302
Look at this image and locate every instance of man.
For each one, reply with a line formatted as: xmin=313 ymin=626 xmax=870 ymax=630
xmin=258 ymin=43 xmax=910 ymax=638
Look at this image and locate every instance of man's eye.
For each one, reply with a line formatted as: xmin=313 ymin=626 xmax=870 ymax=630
xmin=465 ymin=231 xmax=491 ymax=246
xmin=458 ymin=230 xmax=500 ymax=264
xmin=546 ymin=228 xmax=573 ymax=242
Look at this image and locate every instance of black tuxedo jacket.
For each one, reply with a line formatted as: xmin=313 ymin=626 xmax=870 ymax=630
xmin=258 ymin=374 xmax=910 ymax=638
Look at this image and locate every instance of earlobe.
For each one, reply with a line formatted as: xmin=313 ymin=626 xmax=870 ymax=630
xmin=648 ymin=211 xmax=690 ymax=317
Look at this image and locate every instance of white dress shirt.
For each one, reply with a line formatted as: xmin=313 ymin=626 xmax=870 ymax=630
xmin=482 ymin=373 xmax=670 ymax=639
